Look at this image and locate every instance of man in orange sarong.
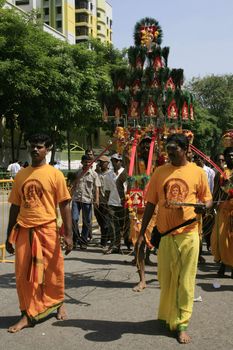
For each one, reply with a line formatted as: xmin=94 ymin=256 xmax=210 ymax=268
xmin=211 ymin=146 xmax=233 ymax=276
xmin=5 ymin=133 xmax=73 ymax=333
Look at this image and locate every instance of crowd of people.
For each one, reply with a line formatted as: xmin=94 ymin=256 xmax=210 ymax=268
xmin=4 ymin=132 xmax=233 ymax=345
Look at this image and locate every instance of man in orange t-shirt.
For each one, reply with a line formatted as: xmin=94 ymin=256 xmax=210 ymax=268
xmin=5 ymin=133 xmax=72 ymax=333
xmin=137 ymin=133 xmax=212 ymax=344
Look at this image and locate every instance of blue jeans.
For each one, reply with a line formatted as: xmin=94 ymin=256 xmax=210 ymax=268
xmin=72 ymin=201 xmax=92 ymax=243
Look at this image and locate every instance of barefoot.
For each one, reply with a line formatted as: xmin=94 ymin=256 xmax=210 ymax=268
xmin=133 ymin=281 xmax=146 ymax=292
xmin=177 ymin=330 xmax=191 ymax=344
xmin=57 ymin=304 xmax=68 ymax=320
xmin=8 ymin=315 xmax=32 ymax=333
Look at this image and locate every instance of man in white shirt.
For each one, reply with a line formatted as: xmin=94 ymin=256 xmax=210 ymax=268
xmin=103 ymin=153 xmax=128 ymax=254
xmin=8 ymin=160 xmax=21 ymax=178
xmin=194 ymin=155 xmax=215 ymax=193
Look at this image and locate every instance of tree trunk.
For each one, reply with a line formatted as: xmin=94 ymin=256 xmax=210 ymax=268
xmin=50 ymin=143 xmax=56 ymax=164
xmin=16 ymin=130 xmax=23 ymax=160
xmin=10 ymin=119 xmax=15 ymax=161
xmin=86 ymin=133 xmax=92 ymax=148
xmin=67 ymin=128 xmax=71 ymax=170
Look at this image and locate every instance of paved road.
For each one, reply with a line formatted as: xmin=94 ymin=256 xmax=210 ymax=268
xmin=0 ymin=237 xmax=233 ymax=350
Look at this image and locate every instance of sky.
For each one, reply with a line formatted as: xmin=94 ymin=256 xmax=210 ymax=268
xmin=108 ymin=0 xmax=233 ymax=81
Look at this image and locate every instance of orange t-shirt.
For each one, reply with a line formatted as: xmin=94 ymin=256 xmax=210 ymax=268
xmin=8 ymin=164 xmax=71 ymax=228
xmin=146 ymin=162 xmax=212 ymax=234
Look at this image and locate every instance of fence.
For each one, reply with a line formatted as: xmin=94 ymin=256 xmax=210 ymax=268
xmin=0 ymin=179 xmax=14 ymax=263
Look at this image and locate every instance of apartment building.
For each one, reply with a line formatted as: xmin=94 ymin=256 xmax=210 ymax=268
xmin=12 ymin=0 xmax=76 ymax=44
xmin=5 ymin=0 xmax=67 ymax=42
xmin=75 ymin=0 xmax=112 ymax=44
xmin=12 ymin=0 xmax=112 ymax=45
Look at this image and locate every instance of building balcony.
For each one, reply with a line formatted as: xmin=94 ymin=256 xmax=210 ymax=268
xmin=75 ymin=8 xmax=91 ymax=14
xmin=97 ymin=18 xmax=106 ymax=25
xmin=97 ymin=32 xmax=106 ymax=38
xmin=76 ymin=35 xmax=89 ymax=40
xmin=75 ymin=21 xmax=90 ymax=27
xmin=97 ymin=6 xmax=106 ymax=13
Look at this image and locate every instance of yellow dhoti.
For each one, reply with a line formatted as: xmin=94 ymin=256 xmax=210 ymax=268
xmin=157 ymin=231 xmax=199 ymax=331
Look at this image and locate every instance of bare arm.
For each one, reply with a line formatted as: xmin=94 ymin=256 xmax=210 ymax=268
xmin=59 ymin=199 xmax=73 ymax=255
xmin=95 ymin=186 xmax=100 ymax=207
xmin=139 ymin=202 xmax=156 ymax=238
xmin=205 ymin=199 xmax=213 ymax=209
xmin=5 ymin=204 xmax=20 ymax=254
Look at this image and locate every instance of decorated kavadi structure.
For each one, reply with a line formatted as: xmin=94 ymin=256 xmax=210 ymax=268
xmin=102 ymin=18 xmax=195 ymax=226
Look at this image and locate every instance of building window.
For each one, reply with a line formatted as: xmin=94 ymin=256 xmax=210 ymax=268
xmin=44 ymin=8 xmax=49 ymax=15
xmin=107 ymin=29 xmax=109 ymax=36
xmin=75 ymin=13 xmax=88 ymax=23
xmin=97 ymin=25 xmax=101 ymax=30
xmin=106 ymin=16 xmax=109 ymax=24
xmin=75 ymin=0 xmax=88 ymax=9
xmin=56 ymin=20 xmax=62 ymax=30
xmin=16 ymin=0 xmax=30 ymax=4
xmin=90 ymin=16 xmax=93 ymax=24
xmin=97 ymin=12 xmax=101 ymax=18
xmin=76 ymin=26 xmax=89 ymax=36
xmin=110 ymin=19 xmax=112 ymax=29
xmin=56 ymin=7 xmax=62 ymax=14
xmin=90 ymin=3 xmax=93 ymax=10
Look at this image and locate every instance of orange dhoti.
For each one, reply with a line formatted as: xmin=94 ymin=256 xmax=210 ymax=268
xmin=211 ymin=199 xmax=233 ymax=267
xmin=130 ymin=210 xmax=157 ymax=247
xmin=9 ymin=222 xmax=64 ymax=322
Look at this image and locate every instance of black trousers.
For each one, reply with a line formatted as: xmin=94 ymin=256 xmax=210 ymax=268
xmin=94 ymin=203 xmax=110 ymax=246
xmin=108 ymin=206 xmax=130 ymax=248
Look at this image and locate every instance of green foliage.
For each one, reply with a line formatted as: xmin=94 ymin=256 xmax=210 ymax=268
xmin=0 ymin=6 xmax=126 ymax=157
xmin=187 ymin=75 xmax=233 ymax=156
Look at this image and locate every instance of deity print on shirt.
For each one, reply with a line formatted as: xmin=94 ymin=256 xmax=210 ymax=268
xmin=22 ymin=179 xmax=44 ymax=208
xmin=164 ymin=178 xmax=189 ymax=208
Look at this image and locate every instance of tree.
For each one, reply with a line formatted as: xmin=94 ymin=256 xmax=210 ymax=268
xmin=0 ymin=6 xmax=126 ymax=164
xmin=70 ymin=40 xmax=125 ymax=147
xmin=188 ymin=75 xmax=233 ymax=156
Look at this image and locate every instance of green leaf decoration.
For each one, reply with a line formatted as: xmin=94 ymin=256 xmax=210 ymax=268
xmin=134 ymin=17 xmax=163 ymax=47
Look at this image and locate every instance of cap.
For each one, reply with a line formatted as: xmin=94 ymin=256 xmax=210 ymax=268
xmin=111 ymin=153 xmax=122 ymax=161
xmin=98 ymin=155 xmax=110 ymax=162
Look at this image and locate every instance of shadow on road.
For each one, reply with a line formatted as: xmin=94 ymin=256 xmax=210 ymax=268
xmin=52 ymin=318 xmax=175 ymax=342
xmin=65 ymin=257 xmax=132 ymax=266
xmin=65 ymin=272 xmax=157 ymax=290
xmin=197 ymin=282 xmax=233 ymax=292
xmin=0 ymin=273 xmax=16 ymax=288
xmin=0 ymin=313 xmax=55 ymax=330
